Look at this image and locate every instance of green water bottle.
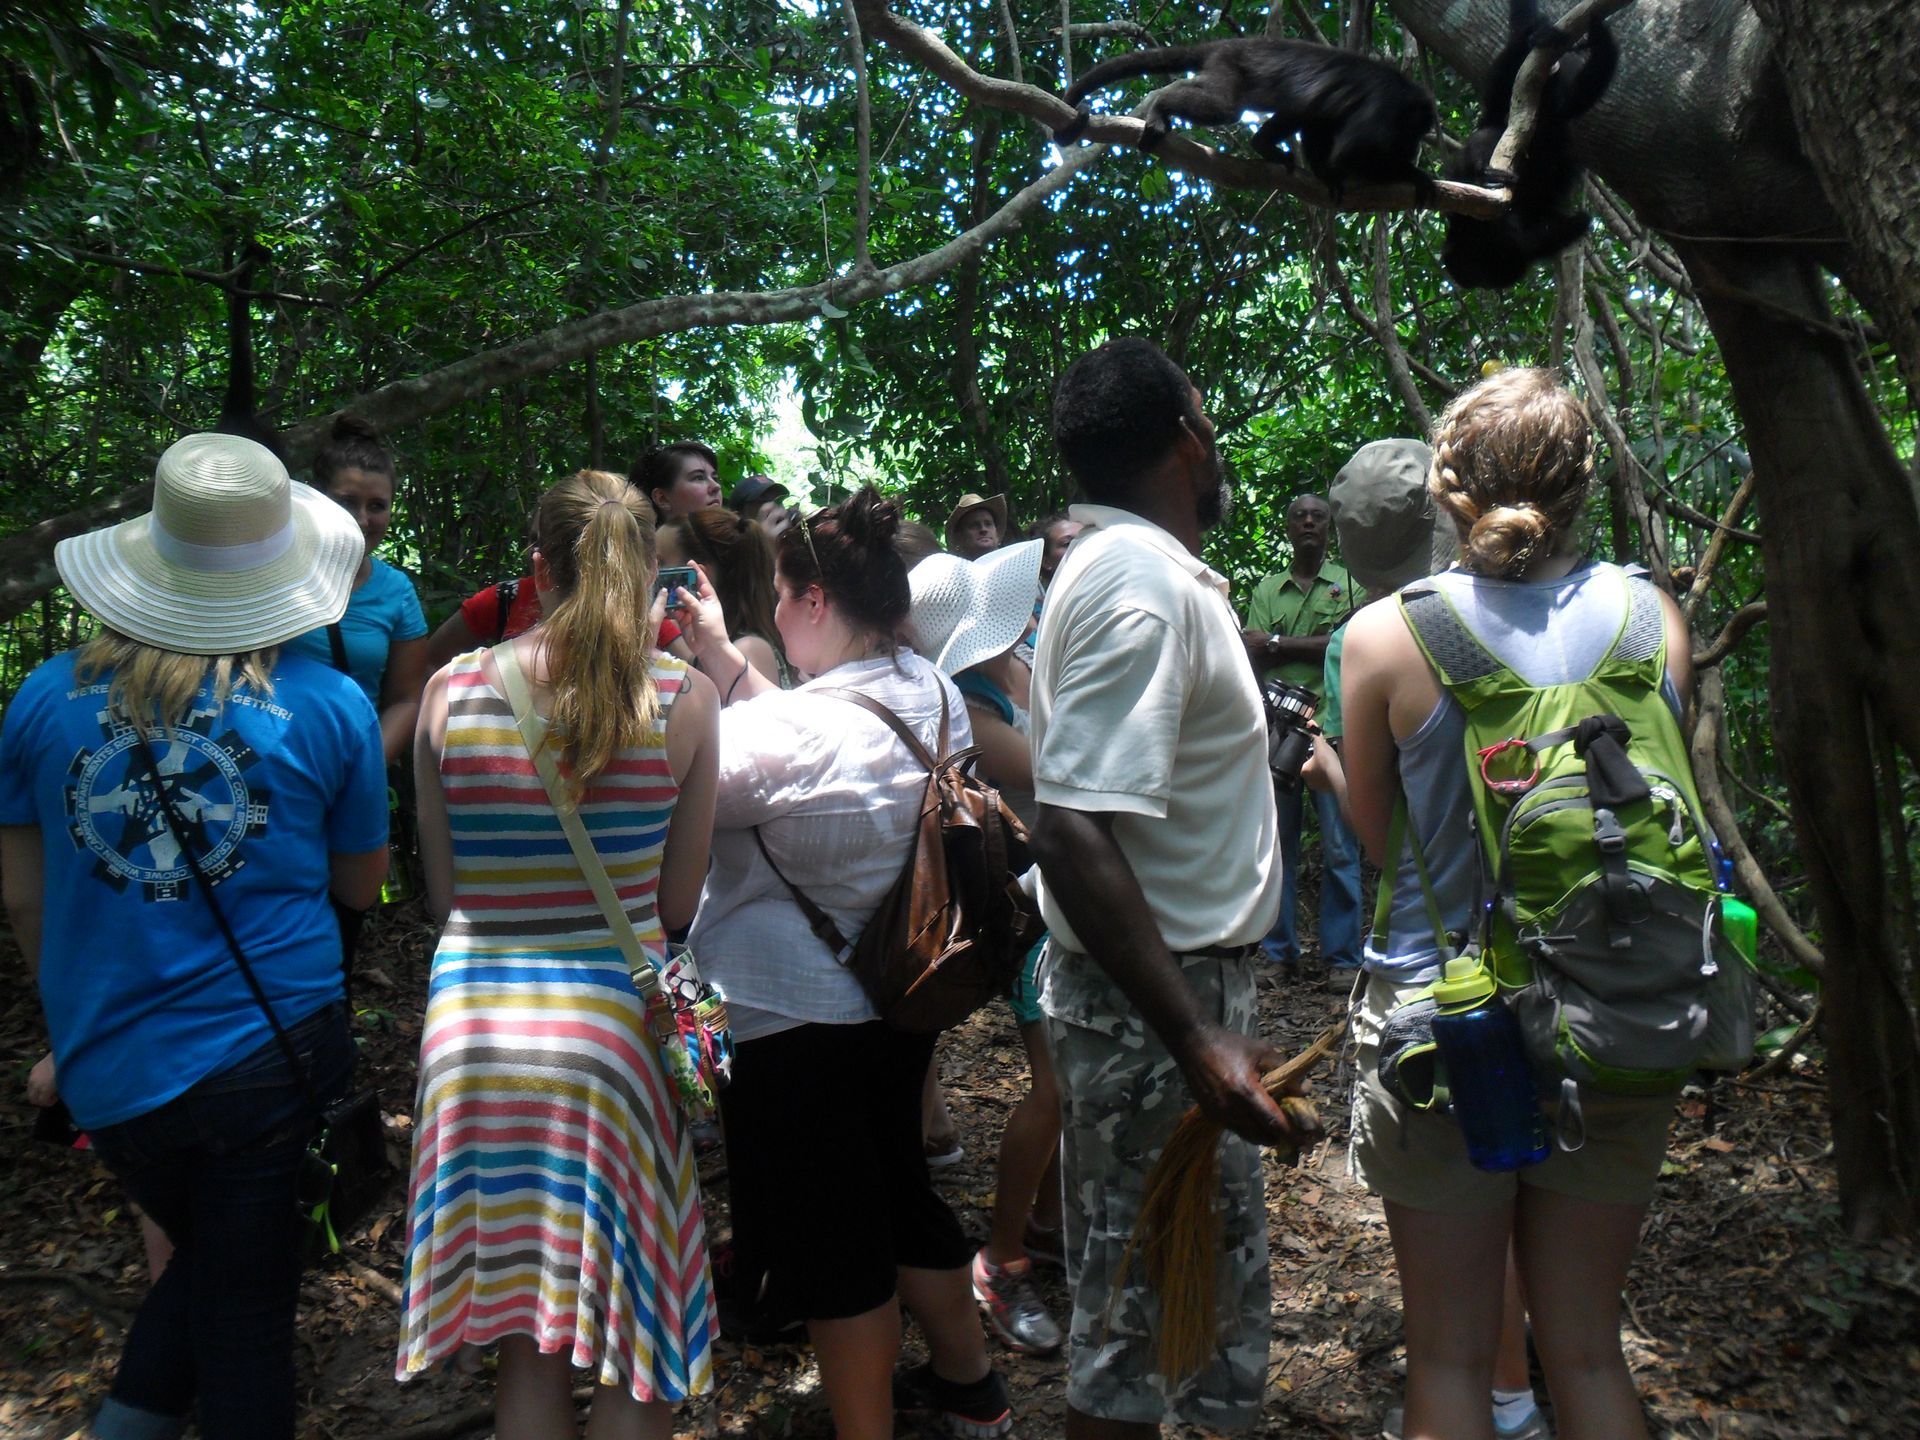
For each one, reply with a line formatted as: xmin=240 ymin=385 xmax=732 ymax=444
xmin=378 ymin=783 xmax=416 ymax=905
xmin=1720 ymin=894 xmax=1757 ymax=966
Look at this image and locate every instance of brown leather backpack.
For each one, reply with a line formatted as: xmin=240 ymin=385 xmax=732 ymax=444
xmin=754 ymin=685 xmax=1045 ymax=1033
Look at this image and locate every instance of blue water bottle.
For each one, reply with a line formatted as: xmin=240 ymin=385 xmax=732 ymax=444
xmin=1430 ymin=956 xmax=1550 ymax=1172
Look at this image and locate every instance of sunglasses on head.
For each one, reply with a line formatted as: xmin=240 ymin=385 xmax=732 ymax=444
xmin=797 ymin=507 xmax=826 ymax=581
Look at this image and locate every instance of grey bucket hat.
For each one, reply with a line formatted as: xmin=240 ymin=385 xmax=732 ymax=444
xmin=1329 ymin=438 xmax=1458 ymax=597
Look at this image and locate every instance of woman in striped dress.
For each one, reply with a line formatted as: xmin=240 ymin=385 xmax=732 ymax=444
xmin=399 ymin=469 xmax=720 ymax=1439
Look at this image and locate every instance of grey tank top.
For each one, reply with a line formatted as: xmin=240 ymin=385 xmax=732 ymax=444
xmin=1367 ymin=561 xmax=1680 ymax=982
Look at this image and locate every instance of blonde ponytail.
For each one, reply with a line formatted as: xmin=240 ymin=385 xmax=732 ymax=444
xmin=533 ymin=469 xmax=661 ymax=800
xmin=1428 ymin=367 xmax=1595 ymax=579
xmin=76 ymin=632 xmax=277 ymax=736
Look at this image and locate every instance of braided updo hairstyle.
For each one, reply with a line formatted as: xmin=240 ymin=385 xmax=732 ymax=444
xmin=1428 ymin=367 xmax=1595 ymax=579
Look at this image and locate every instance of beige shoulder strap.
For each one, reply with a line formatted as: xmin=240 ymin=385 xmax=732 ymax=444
xmin=492 ymin=643 xmax=661 ymax=1000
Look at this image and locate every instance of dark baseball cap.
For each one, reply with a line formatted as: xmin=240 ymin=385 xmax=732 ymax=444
xmin=729 ymin=474 xmax=789 ymax=513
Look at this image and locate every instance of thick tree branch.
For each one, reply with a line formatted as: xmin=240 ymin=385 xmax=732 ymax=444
xmin=852 ymin=1 xmax=1499 ymax=218
xmin=1489 ymin=0 xmax=1642 ymax=177
xmin=842 ymin=0 xmax=874 ymax=272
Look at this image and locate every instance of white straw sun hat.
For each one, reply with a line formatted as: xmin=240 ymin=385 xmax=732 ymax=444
xmin=54 ymin=432 xmax=366 ymax=656
xmin=909 ymin=540 xmax=1044 ymax=677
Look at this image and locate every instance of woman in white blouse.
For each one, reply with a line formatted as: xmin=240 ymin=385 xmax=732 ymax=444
xmin=675 ymin=488 xmax=1012 ymax=1440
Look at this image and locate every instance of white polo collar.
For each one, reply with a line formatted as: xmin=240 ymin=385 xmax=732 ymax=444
xmin=1067 ymin=503 xmax=1232 ymax=600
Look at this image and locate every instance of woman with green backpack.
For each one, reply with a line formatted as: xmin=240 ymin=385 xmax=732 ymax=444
xmin=1333 ymin=368 xmax=1701 ymax=1440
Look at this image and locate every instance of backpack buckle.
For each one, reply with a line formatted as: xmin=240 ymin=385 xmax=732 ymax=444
xmin=1477 ymin=738 xmax=1541 ymax=796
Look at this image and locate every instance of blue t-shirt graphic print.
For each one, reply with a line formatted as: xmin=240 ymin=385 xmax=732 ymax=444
xmin=65 ymin=698 xmax=273 ymax=899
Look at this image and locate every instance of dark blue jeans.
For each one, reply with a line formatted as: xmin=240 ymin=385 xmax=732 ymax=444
xmin=85 ymin=1002 xmax=353 ymax=1440
xmin=1263 ymin=779 xmax=1365 ymax=968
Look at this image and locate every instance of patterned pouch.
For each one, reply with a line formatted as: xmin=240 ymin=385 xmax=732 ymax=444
xmin=641 ymin=942 xmax=733 ymax=1124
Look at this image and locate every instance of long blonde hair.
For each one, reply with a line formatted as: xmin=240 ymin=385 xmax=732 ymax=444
xmin=533 ymin=469 xmax=660 ymax=797
xmin=74 ymin=633 xmax=277 ymax=736
xmin=1428 ymin=367 xmax=1595 ymax=579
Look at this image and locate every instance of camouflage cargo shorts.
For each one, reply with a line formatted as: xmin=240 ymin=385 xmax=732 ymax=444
xmin=1040 ymin=941 xmax=1270 ymax=1429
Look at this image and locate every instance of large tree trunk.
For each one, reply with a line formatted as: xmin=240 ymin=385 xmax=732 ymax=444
xmin=1675 ymin=239 xmax=1920 ymax=1237
xmin=1745 ymin=0 xmax=1920 ymax=403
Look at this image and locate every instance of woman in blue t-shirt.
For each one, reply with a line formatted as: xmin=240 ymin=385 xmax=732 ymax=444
xmin=0 ymin=434 xmax=389 ymax=1440
xmin=285 ymin=416 xmax=429 ymax=762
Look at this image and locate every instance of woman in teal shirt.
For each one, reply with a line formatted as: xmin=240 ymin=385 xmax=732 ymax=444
xmin=286 ymin=416 xmax=429 ymax=762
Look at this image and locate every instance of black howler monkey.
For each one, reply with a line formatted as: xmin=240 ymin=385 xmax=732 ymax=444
xmin=1441 ymin=0 xmax=1619 ymax=290
xmin=1054 ymin=39 xmax=1436 ymax=200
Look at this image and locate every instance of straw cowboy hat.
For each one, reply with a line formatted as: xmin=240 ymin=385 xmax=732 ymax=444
xmin=1328 ymin=438 xmax=1458 ymax=596
xmin=55 ymin=432 xmax=366 ymax=656
xmin=943 ymin=491 xmax=1008 ymax=548
xmin=909 ymin=540 xmax=1044 ymax=677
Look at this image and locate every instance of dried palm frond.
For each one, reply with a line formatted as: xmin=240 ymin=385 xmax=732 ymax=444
xmin=1112 ymin=1018 xmax=1347 ymax=1382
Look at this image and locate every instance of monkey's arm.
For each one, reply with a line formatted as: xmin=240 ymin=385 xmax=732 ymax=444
xmin=1556 ymin=19 xmax=1618 ymax=120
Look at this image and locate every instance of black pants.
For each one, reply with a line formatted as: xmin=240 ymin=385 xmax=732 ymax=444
xmin=87 ymin=1003 xmax=353 ymax=1440
xmin=720 ymin=1020 xmax=973 ymax=1321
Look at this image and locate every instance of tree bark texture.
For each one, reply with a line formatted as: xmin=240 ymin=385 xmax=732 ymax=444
xmin=1676 ymin=237 xmax=1920 ymax=1239
xmin=1744 ymin=0 xmax=1920 ymax=403
xmin=1386 ymin=0 xmax=1834 ymax=241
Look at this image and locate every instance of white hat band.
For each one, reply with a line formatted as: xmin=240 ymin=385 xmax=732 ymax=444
xmin=149 ymin=517 xmax=297 ymax=573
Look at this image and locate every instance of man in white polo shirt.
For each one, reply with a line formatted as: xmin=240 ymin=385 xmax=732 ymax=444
xmin=1029 ymin=338 xmax=1305 ymax=1439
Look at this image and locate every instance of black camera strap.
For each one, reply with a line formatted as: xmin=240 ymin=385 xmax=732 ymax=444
xmin=131 ymin=724 xmax=323 ymax=1113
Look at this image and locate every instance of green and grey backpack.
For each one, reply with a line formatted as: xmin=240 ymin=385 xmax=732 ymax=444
xmin=1386 ymin=568 xmax=1756 ymax=1122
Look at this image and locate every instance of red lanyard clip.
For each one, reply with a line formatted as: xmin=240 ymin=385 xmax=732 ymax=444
xmin=1477 ymin=737 xmax=1541 ymax=797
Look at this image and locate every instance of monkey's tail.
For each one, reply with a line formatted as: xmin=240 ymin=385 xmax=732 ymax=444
xmin=1061 ymin=45 xmax=1212 ymax=109
xmin=1053 ymin=105 xmax=1093 ymax=144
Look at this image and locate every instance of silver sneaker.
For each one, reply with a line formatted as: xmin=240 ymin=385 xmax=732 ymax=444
xmin=970 ymin=1251 xmax=1062 ymax=1355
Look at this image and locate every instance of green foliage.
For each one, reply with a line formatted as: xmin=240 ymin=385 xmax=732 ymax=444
xmin=0 ymin=0 xmax=1878 ymax=976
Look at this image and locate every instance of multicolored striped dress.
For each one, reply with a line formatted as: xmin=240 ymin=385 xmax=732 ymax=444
xmin=396 ymin=649 xmax=714 ymax=1400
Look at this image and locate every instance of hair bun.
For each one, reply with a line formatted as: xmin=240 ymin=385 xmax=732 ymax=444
xmin=837 ymin=487 xmax=902 ymax=553
xmin=1465 ymin=503 xmax=1550 ymax=579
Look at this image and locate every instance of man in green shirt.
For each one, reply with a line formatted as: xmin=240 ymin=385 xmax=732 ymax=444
xmin=1242 ymin=493 xmax=1362 ymax=974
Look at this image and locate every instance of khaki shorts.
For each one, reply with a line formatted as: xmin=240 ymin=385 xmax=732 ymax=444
xmin=1042 ymin=943 xmax=1268 ymax=1430
xmin=1349 ymin=971 xmax=1676 ymax=1213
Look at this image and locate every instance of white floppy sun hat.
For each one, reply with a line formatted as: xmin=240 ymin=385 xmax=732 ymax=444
xmin=909 ymin=539 xmax=1044 ymax=677
xmin=55 ymin=432 xmax=366 ymax=656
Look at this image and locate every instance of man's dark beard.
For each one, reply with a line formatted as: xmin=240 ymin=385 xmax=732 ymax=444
xmin=1195 ymin=445 xmax=1230 ymax=530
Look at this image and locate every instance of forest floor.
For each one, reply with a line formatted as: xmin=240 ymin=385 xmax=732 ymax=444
xmin=2 ymin=895 xmax=1917 ymax=1440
